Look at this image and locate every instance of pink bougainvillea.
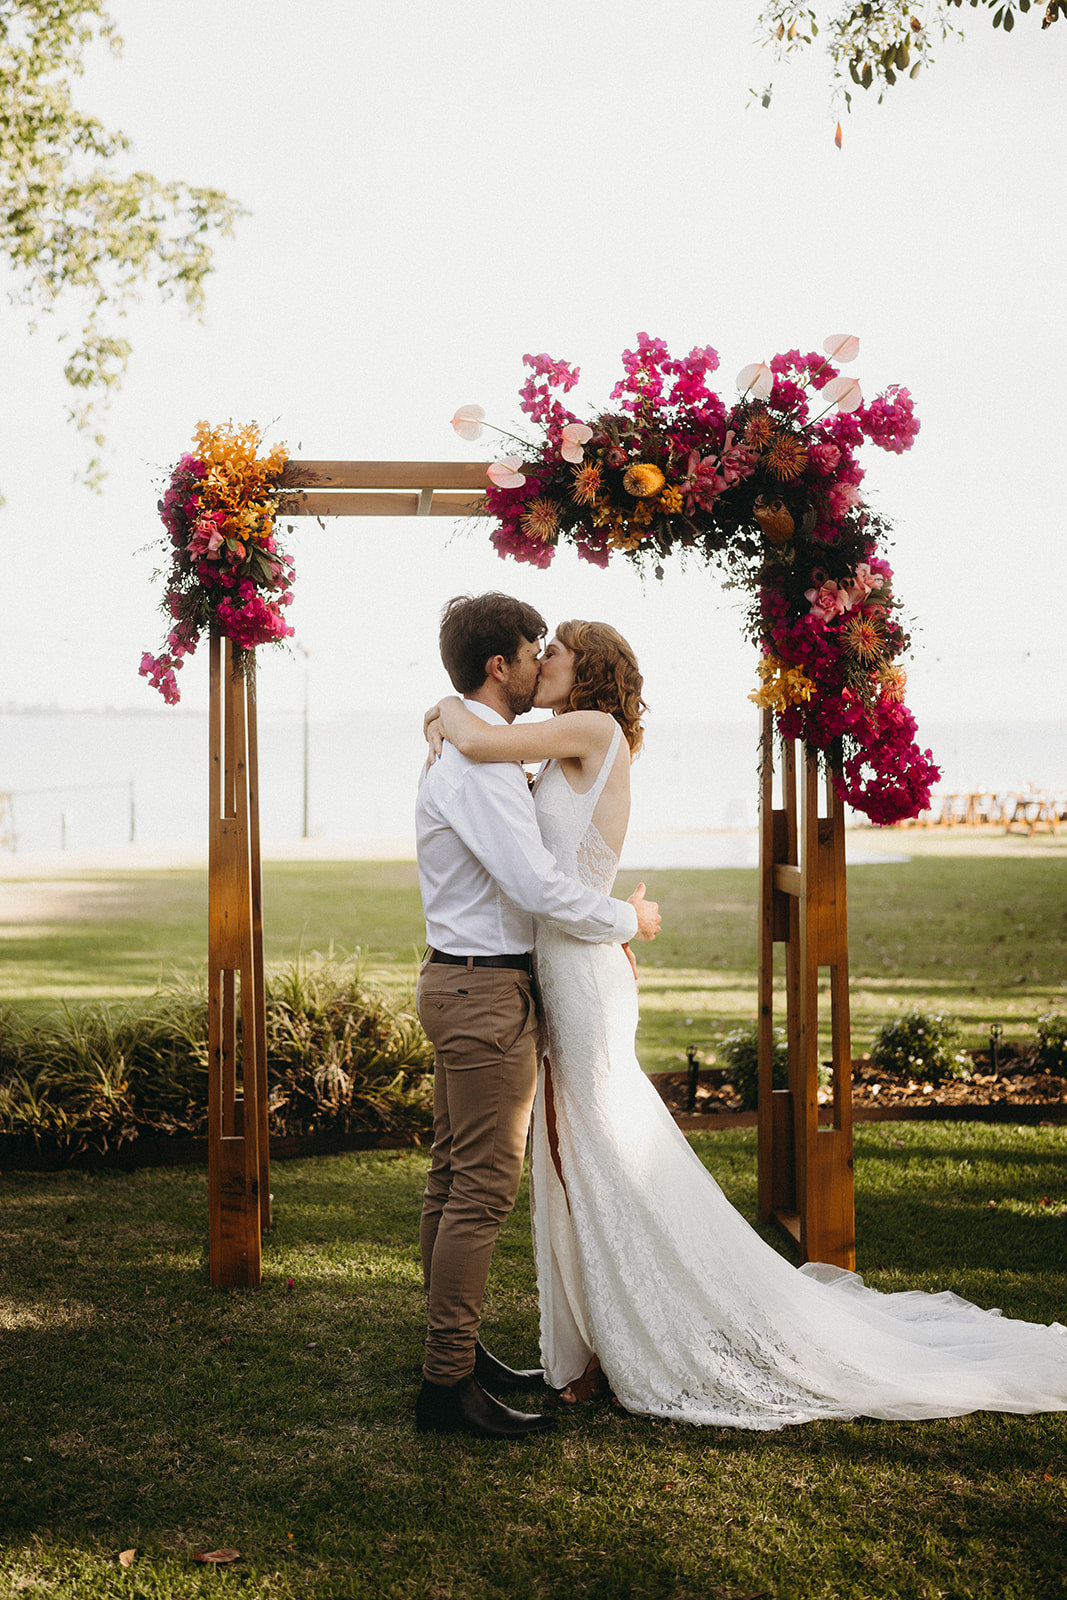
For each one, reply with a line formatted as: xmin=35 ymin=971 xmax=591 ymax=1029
xmin=454 ymin=334 xmax=938 ymax=825
xmin=141 ymin=421 xmax=294 ymax=704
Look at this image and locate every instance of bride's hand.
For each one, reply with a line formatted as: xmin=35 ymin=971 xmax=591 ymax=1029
xmin=423 ymin=704 xmax=445 ymax=766
xmin=627 ymin=883 xmax=660 ymax=942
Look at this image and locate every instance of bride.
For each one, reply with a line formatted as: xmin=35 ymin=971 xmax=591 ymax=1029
xmin=425 ymin=619 xmax=1067 ymax=1429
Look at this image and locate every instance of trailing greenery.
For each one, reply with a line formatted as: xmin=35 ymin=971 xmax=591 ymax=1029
xmin=753 ymin=0 xmax=1060 ymax=113
xmin=1 ymin=1122 xmax=1064 ymax=1599
xmin=716 ymin=1022 xmax=790 ymax=1110
xmin=0 ymin=954 xmax=432 ymax=1157
xmin=869 ymin=1006 xmax=971 ymax=1083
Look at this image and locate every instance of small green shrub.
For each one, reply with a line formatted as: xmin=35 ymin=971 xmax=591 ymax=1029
xmin=1035 ymin=1012 xmax=1067 ymax=1076
xmin=718 ymin=1024 xmax=789 ymax=1111
xmin=870 ymin=1008 xmax=969 ymax=1083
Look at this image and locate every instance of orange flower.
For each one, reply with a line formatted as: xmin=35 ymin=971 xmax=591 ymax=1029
xmin=521 ymin=497 xmax=560 ymax=542
xmin=844 ymin=612 xmax=885 ymax=664
xmin=764 ymin=431 xmax=808 ymax=481
xmin=744 ymin=408 xmax=774 ymax=450
xmin=879 ymin=665 xmax=908 ymax=703
xmin=622 ymin=463 xmax=666 ymax=498
xmin=571 ymin=462 xmax=602 ymax=506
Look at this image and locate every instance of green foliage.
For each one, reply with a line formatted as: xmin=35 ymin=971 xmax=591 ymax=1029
xmin=0 ymin=1 xmax=244 ymax=488
xmin=869 ymin=1006 xmax=970 ymax=1083
xmin=753 ymin=1 xmax=1058 ymax=110
xmin=717 ymin=1022 xmax=790 ymax=1109
xmin=0 ymin=955 xmax=432 ymax=1157
xmin=1036 ymin=1011 xmax=1067 ymax=1075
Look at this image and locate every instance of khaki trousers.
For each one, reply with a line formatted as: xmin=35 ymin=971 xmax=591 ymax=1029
xmin=416 ymin=956 xmax=539 ymax=1384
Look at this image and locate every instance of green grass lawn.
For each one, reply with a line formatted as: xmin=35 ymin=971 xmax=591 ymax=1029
xmin=2 ymin=1122 xmax=1065 ymax=1600
xmin=3 ymin=850 xmax=1065 ymax=1071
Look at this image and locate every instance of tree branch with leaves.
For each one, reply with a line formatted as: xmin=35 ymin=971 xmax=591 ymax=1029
xmin=1 ymin=0 xmax=245 ymax=490
xmin=753 ymin=1 xmax=1061 ymax=113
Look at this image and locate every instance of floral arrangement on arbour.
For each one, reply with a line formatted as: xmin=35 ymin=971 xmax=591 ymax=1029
xmin=140 ymin=421 xmax=294 ymax=704
xmin=452 ymin=334 xmax=939 ymax=826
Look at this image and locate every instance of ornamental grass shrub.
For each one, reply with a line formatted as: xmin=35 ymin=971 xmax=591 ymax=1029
xmin=869 ymin=1008 xmax=970 ymax=1084
xmin=0 ymin=955 xmax=432 ymax=1160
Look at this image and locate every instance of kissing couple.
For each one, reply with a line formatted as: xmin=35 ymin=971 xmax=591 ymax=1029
xmin=413 ymin=592 xmax=1067 ymax=1440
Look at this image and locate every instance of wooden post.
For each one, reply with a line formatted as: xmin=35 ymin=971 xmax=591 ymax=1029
xmin=199 ymin=462 xmax=493 ymax=1287
xmin=208 ymin=633 xmax=270 ymax=1287
xmin=757 ymin=709 xmax=855 ymax=1269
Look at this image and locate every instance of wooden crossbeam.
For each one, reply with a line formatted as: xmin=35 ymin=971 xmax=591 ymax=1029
xmin=279 ymin=491 xmax=485 ymax=519
xmin=277 ymin=459 xmax=492 ymax=520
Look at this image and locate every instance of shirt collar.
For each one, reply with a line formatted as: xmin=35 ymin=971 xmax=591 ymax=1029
xmin=461 ymin=697 xmax=508 ymax=726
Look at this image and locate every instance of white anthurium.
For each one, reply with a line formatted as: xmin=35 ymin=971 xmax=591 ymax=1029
xmin=560 ymin=422 xmax=593 ymax=464
xmin=450 ymin=404 xmax=486 ymax=441
xmin=486 ymin=457 xmax=527 ymax=488
xmin=823 ymin=334 xmax=860 ymax=364
xmin=736 ymin=362 xmax=773 ymax=401
xmin=823 ymin=374 xmax=863 ymax=412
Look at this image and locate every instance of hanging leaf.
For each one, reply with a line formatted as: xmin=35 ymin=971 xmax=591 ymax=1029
xmin=834 ymin=122 xmax=843 ymax=148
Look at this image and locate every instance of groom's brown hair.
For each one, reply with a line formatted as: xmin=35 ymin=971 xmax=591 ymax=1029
xmin=439 ymin=593 xmax=546 ymax=694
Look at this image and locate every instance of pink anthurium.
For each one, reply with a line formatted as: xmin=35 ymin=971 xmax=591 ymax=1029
xmin=823 ymin=333 xmax=860 ymax=364
xmin=486 ymin=457 xmax=527 ymax=488
xmin=560 ymin=422 xmax=593 ymax=463
xmin=451 ymin=404 xmax=486 ymax=441
xmin=736 ymin=362 xmax=773 ymax=401
xmin=823 ymin=374 xmax=863 ymax=412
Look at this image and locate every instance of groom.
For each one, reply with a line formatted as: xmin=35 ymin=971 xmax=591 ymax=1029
xmin=414 ymin=592 xmax=659 ymax=1439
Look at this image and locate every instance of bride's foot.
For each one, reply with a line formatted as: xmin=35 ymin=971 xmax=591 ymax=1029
xmin=555 ymin=1356 xmax=613 ymax=1406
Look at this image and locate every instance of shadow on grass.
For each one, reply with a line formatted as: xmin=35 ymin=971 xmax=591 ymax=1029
xmin=3 ymin=1144 xmax=1066 ymax=1599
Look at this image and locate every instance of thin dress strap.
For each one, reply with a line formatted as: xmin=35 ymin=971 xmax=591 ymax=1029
xmin=584 ymin=721 xmax=623 ymax=812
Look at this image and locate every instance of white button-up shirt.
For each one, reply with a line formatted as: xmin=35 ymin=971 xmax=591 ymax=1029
xmin=416 ymin=700 xmax=638 ymax=956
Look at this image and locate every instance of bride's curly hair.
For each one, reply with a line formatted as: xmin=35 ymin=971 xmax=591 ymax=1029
xmin=554 ymin=619 xmax=648 ymax=755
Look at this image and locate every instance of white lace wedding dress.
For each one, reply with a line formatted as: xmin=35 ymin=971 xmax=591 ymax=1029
xmin=529 ymin=722 xmax=1067 ymax=1428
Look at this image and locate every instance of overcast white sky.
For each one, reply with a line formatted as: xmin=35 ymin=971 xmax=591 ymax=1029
xmin=2 ymin=1 xmax=1064 ymax=734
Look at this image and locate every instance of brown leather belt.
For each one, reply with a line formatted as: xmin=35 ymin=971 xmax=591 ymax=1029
xmin=428 ymin=948 xmax=533 ymax=974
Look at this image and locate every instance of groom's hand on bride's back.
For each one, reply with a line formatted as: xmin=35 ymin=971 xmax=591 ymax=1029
xmin=627 ymin=883 xmax=660 ymax=942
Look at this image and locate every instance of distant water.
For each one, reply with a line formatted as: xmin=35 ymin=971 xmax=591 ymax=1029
xmin=1 ymin=709 xmax=1064 ymax=860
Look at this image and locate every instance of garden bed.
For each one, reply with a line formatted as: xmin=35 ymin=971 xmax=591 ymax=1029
xmin=651 ymin=1046 xmax=1067 ymax=1129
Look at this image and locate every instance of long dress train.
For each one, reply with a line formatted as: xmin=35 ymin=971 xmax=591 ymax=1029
xmin=529 ymin=722 xmax=1067 ymax=1429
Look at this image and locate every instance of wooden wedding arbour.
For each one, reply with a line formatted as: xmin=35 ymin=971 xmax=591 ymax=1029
xmin=206 ymin=460 xmax=855 ymax=1287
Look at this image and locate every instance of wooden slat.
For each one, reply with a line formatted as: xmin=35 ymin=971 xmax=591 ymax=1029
xmin=773 ymin=863 xmax=802 ymax=897
xmin=757 ymin=711 xmax=776 ymax=1220
xmin=207 ymin=634 xmax=263 ymax=1289
xmin=279 ymin=459 xmax=492 ymax=490
xmin=276 ymin=490 xmax=485 ymax=519
xmin=244 ymin=669 xmax=271 ymax=1236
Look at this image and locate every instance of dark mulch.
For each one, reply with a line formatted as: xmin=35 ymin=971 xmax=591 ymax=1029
xmin=651 ymin=1044 xmax=1067 ymax=1126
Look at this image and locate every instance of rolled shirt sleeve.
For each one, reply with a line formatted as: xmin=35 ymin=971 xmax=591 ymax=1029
xmin=416 ymin=741 xmax=638 ymax=954
xmin=441 ymin=763 xmax=637 ymax=943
